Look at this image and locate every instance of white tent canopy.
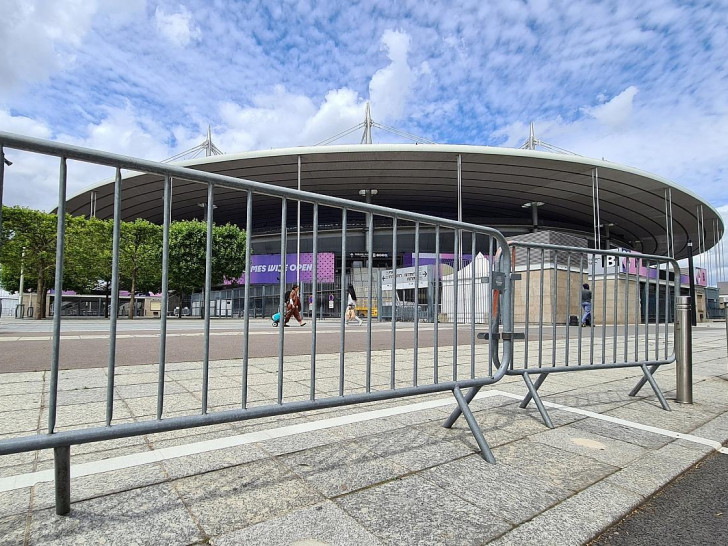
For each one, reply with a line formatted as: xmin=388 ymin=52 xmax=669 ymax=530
xmin=441 ymin=253 xmax=491 ymax=324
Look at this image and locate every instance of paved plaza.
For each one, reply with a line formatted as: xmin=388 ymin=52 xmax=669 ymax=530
xmin=0 ymin=319 xmax=727 ymax=545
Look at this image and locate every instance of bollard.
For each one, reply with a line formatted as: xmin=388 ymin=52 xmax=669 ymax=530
xmin=675 ymin=296 xmax=693 ymax=404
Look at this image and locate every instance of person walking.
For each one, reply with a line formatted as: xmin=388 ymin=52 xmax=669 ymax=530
xmin=345 ymin=284 xmax=362 ymax=325
xmin=581 ymin=283 xmax=592 ymax=327
xmin=284 ymin=284 xmax=306 ymax=326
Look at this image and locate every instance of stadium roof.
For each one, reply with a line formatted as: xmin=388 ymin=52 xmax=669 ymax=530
xmin=66 ymin=144 xmax=724 ymax=260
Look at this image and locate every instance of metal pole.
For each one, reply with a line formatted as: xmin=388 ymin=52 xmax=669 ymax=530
xmin=296 ymin=155 xmax=301 ymax=285
xmin=54 ymin=445 xmax=71 ymax=515
xmin=675 ymin=295 xmax=693 ymax=404
xmin=687 ymin=240 xmax=697 ymax=326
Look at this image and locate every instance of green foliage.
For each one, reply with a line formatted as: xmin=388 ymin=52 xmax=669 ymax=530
xmin=1 ymin=208 xmax=246 ymax=318
xmin=168 ymin=220 xmax=246 ymax=295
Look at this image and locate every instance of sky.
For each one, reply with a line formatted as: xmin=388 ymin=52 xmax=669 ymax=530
xmin=0 ymin=0 xmax=727 ymax=279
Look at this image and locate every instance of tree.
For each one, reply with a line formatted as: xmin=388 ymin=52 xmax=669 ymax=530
xmin=168 ymin=220 xmax=246 ymax=317
xmin=64 ymin=216 xmax=112 ymax=294
xmin=0 ymin=206 xmax=60 ymax=319
xmin=119 ymin=219 xmax=162 ymax=319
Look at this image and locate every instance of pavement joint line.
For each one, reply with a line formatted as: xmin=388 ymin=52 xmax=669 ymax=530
xmin=0 ymin=389 xmax=724 ymax=494
xmin=486 ymin=390 xmax=728 ymax=454
xmin=0 ymin=391 xmax=502 ymax=493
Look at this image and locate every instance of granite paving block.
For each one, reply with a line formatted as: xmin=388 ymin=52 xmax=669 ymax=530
xmin=529 ymin=425 xmax=647 ymax=467
xmin=258 ymin=427 xmax=343 ymax=457
xmin=161 ymin=443 xmax=268 ymax=480
xmin=33 ymin=463 xmax=169 ymax=512
xmin=331 ymin=415 xmax=407 ymax=440
xmin=419 ymin=454 xmax=570 ymax=526
xmin=0 ymin=380 xmax=45 ymax=397
xmin=336 ymin=474 xmax=511 ymax=545
xmin=212 ymin=500 xmax=382 ymax=546
xmin=600 ymin=439 xmax=711 ymax=500
xmin=493 ymin=439 xmax=618 ymax=493
xmin=356 ymin=425 xmax=474 ymax=472
xmin=172 ymin=457 xmax=322 ymax=536
xmin=279 ymin=440 xmax=408 ymax=498
xmin=0 ymin=488 xmax=32 ymax=519
xmin=0 ymin=392 xmax=42 ymax=412
xmin=0 ymin=514 xmax=28 ymax=546
xmin=604 ymin=402 xmax=719 ymax=434
xmin=689 ymin=412 xmax=728 ymax=445
xmin=564 ymin=416 xmax=672 ymax=450
xmin=0 ymin=409 xmax=40 ymax=435
xmin=489 ymin=480 xmax=644 ymax=546
xmin=28 ymin=482 xmax=204 ymax=546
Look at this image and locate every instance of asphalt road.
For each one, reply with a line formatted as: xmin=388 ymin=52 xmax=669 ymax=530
xmin=0 ymin=319 xmax=472 ymax=372
xmin=590 ymin=452 xmax=728 ymax=545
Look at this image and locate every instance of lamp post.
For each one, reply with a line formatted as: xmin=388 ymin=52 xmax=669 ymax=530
xmin=522 ymin=201 xmax=545 ymax=233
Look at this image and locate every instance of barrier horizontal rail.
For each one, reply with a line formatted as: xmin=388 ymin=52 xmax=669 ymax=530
xmin=505 ymin=241 xmax=681 ymax=428
xmin=0 ymin=132 xmax=514 ymax=515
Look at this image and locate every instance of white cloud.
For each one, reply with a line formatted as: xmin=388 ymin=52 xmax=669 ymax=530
xmin=155 ymin=5 xmax=202 ymax=47
xmin=583 ymin=86 xmax=639 ymax=129
xmin=369 ymin=30 xmax=414 ymax=122
xmin=0 ymin=0 xmax=97 ymax=93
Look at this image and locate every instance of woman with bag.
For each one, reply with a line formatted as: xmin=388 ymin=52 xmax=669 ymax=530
xmin=284 ymin=284 xmax=306 ymax=326
xmin=345 ymin=284 xmax=362 ymax=326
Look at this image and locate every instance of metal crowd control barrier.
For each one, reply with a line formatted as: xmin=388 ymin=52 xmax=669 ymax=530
xmin=0 ymin=132 xmax=514 ymax=515
xmin=504 ymin=241 xmax=681 ymax=428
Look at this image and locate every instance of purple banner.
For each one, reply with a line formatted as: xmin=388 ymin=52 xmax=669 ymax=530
xmin=226 ymin=253 xmax=336 ymax=285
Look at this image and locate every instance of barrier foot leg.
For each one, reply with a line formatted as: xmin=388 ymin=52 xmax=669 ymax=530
xmin=628 ymin=364 xmax=658 ymax=397
xmin=54 ymin=446 xmax=71 ymax=516
xmin=453 ymin=386 xmax=495 ymax=463
xmin=523 ymin=373 xmax=554 ymax=428
xmin=519 ymin=373 xmax=547 ymax=408
xmin=443 ymin=385 xmax=481 ymax=428
xmin=639 ymin=364 xmax=671 ymax=411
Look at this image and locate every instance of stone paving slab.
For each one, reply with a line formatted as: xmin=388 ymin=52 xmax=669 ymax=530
xmin=0 ymin=325 xmax=726 ymax=544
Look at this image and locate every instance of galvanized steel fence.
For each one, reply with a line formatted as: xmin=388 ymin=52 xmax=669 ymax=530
xmin=0 ymin=132 xmax=515 ymax=515
xmin=504 ymin=241 xmax=681 ymax=428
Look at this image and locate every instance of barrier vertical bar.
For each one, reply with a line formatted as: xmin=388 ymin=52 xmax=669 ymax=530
xmin=278 ymin=198 xmax=287 ymax=404
xmin=624 ymin=258 xmax=630 ymax=362
xmin=310 ymin=203 xmax=318 ymax=400
xmin=470 ymin=233 xmax=476 ymax=378
xmin=538 ymin=248 xmax=544 ymax=368
xmin=366 ymin=211 xmax=373 ymax=392
xmin=675 ymin=296 xmax=693 ymax=404
xmin=565 ymin=253 xmax=571 ymax=366
xmin=577 ymin=253 xmax=584 ymax=366
xmin=242 ymin=191 xmax=253 ymax=408
xmin=106 ymin=168 xmax=122 ymax=426
xmin=49 ymin=157 xmax=67 ymax=434
xmin=655 ymin=257 xmax=660 ymax=362
xmin=589 ymin=248 xmax=596 ymax=363
xmin=551 ymin=246 xmax=557 ymax=367
xmin=391 ymin=217 xmax=397 ymax=389
xmin=0 ymin=147 xmax=4 ymax=270
xmin=613 ymin=253 xmax=619 ymax=363
xmin=202 ymin=183 xmax=214 ymax=414
xmin=433 ymin=225 xmax=439 ymax=383
xmin=634 ymin=258 xmax=641 ymax=361
xmin=157 ymin=175 xmax=171 ymax=418
xmin=413 ymin=221 xmax=420 ymax=386
xmin=525 ymin=247 xmax=531 ymax=368
xmin=488 ymin=237 xmax=495 ymax=376
xmin=643 ymin=259 xmax=650 ymax=361
xmin=339 ymin=209 xmax=347 ymax=396
xmin=453 ymin=228 xmax=460 ymax=380
xmin=602 ymin=252 xmax=607 ymax=362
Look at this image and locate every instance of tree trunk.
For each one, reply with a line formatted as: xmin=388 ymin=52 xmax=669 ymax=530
xmin=128 ymin=274 xmax=136 ymax=320
xmin=35 ymin=276 xmax=45 ymax=320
